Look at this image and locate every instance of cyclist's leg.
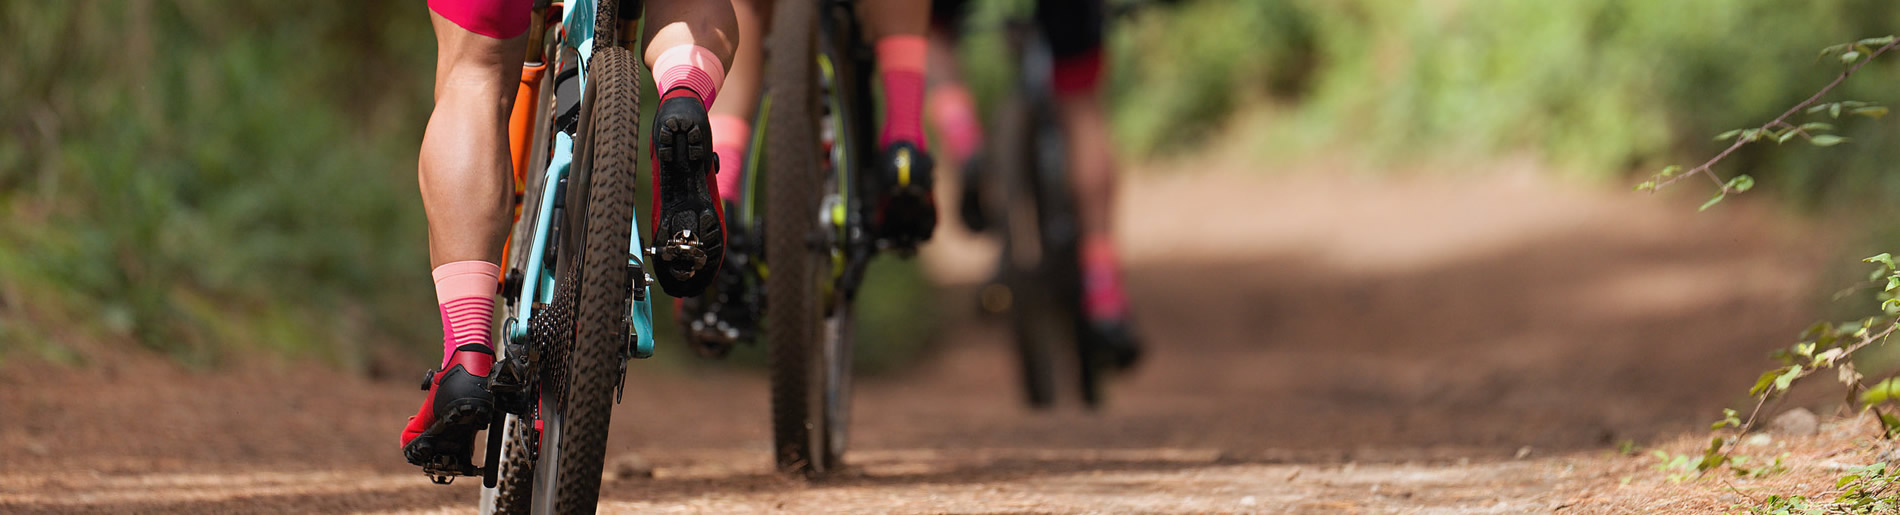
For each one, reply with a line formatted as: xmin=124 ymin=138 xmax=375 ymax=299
xmin=923 ymin=1 xmax=989 ymax=231
xmin=1037 ymin=0 xmax=1141 ymax=367
xmin=709 ymin=0 xmax=770 ymax=209
xmin=925 ymin=0 xmax=982 ymax=172
xmin=677 ymin=0 xmax=768 ymax=358
xmin=860 ymin=0 xmax=939 ymax=244
xmin=404 ymin=0 xmax=531 ymax=465
xmin=644 ymin=0 xmax=739 ymax=297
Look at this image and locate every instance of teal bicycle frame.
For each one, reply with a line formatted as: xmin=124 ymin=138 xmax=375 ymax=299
xmin=504 ymin=0 xmax=654 ymax=360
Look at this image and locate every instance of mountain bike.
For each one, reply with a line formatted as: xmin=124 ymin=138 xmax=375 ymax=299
xmin=415 ymin=0 xmax=656 ymax=513
xmin=747 ymin=0 xmax=899 ymax=478
xmin=960 ymin=12 xmax=1121 ymax=409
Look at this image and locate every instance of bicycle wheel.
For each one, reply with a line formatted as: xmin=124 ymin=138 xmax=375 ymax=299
xmin=763 ymin=0 xmax=832 ymax=477
xmin=481 ymin=408 xmax=537 ymax=514
xmin=820 ymin=306 xmax=855 ymax=467
xmin=988 ymin=90 xmax=1060 ymax=409
xmin=532 ymin=42 xmax=639 ymax=513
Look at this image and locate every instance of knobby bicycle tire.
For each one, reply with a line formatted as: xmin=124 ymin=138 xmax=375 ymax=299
xmin=483 ymin=406 xmax=538 ymax=514
xmin=551 ymin=44 xmax=639 ymax=514
xmin=990 ymin=92 xmax=1060 ymax=409
xmin=763 ymin=0 xmax=828 ymax=477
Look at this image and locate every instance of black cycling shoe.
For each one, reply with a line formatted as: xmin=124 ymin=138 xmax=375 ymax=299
xmin=870 ymin=141 xmax=938 ymax=250
xmin=400 ymin=344 xmax=496 ymax=483
xmin=651 ymin=90 xmax=727 ymax=298
xmin=677 ymin=203 xmax=759 ymax=359
xmin=1084 ymin=319 xmax=1144 ymax=372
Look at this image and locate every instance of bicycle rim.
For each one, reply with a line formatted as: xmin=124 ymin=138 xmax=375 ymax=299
xmin=821 ymin=306 xmax=854 ymax=466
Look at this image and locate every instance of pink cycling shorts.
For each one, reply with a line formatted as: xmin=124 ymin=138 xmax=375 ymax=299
xmin=429 ymin=0 xmax=534 ymax=40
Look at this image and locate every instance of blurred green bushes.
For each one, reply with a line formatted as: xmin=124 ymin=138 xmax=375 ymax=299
xmin=8 ymin=0 xmax=1900 ymax=370
xmin=1 ymin=2 xmax=437 ymax=368
xmin=1090 ymin=0 xmax=1900 ymax=204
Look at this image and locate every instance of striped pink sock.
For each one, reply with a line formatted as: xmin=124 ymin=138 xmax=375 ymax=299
xmin=653 ymin=45 xmax=726 ymax=109
xmin=433 ymin=261 xmax=500 ymax=371
xmin=710 ymin=113 xmax=751 ymax=201
xmin=927 ymin=84 xmax=984 ymax=164
xmin=1081 ymin=236 xmax=1128 ymax=320
xmin=876 ymin=36 xmax=928 ymax=150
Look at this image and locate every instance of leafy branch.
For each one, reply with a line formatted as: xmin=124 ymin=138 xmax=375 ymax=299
xmin=1635 ymin=35 xmax=1897 ymax=211
xmin=1629 ymin=35 xmax=1900 ymax=512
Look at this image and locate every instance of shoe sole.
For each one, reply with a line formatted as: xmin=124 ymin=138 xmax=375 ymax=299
xmin=879 ymin=184 xmax=937 ymax=250
xmin=402 ymin=397 xmax=494 ymax=477
xmin=653 ymin=99 xmax=724 ymax=297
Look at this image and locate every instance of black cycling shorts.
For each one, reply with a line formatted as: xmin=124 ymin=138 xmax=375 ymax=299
xmin=932 ymin=0 xmax=1103 ymax=61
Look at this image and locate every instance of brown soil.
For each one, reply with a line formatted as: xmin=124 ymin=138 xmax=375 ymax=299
xmin=0 ymin=167 xmax=1837 ymax=513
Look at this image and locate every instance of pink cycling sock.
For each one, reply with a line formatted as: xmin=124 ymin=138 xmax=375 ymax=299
xmin=653 ymin=45 xmax=727 ymax=109
xmin=876 ymin=36 xmax=928 ymax=150
xmin=1080 ymin=236 xmax=1128 ymax=321
xmin=927 ymin=83 xmax=984 ymax=164
xmin=433 ymin=260 xmax=501 ymax=370
xmin=710 ymin=113 xmax=751 ymax=201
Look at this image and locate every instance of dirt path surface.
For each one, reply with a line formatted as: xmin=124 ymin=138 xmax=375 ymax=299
xmin=0 ymin=167 xmax=1832 ymax=513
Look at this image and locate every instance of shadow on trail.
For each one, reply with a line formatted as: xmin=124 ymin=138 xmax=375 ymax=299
xmin=837 ymin=216 xmax=1823 ymax=459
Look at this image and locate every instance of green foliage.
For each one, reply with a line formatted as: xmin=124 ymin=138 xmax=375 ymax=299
xmin=1747 ymin=463 xmax=1900 ymax=514
xmin=1077 ymin=0 xmax=1900 ymax=203
xmin=1650 ymin=437 xmax=1785 ymax=483
xmin=0 ymin=2 xmax=437 ymax=367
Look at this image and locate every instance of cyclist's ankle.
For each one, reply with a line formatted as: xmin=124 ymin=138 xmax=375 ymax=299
xmin=432 ymin=260 xmax=500 ymax=376
xmin=875 ymin=35 xmax=928 ymax=152
xmin=709 ymin=113 xmax=750 ymax=202
xmin=1079 ymin=235 xmax=1127 ymax=321
xmin=927 ymin=83 xmax=983 ymax=165
xmin=652 ymin=45 xmax=724 ymax=109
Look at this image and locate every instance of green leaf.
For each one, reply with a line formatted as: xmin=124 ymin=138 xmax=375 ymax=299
xmin=1842 ymin=51 xmax=1862 ymax=64
xmin=1809 ymin=103 xmax=1833 ymax=114
xmin=1699 ymin=192 xmax=1726 ymax=211
xmin=1777 ymin=130 xmax=1799 ymax=144
xmin=1812 ymin=134 xmax=1847 ymax=147
xmin=1633 ymin=180 xmax=1655 ymax=192
xmin=1887 ymin=276 xmax=1899 ymax=292
xmin=1833 ymin=103 xmax=1844 ymax=118
xmin=1697 ymin=436 xmax=1727 ymax=471
xmin=1866 ymin=253 xmax=1894 ymax=268
xmin=1774 ymin=365 xmax=1803 ymax=392
xmin=1854 ymin=106 xmax=1890 ymax=119
xmin=1862 ymin=378 xmax=1900 ymax=405
xmin=1751 ymin=368 xmax=1785 ymax=396
xmin=1715 ymin=129 xmax=1743 ymax=141
xmin=1859 ymin=36 xmax=1897 ymax=47
xmin=1724 ymin=175 xmax=1755 ymax=193
xmin=1821 ymin=43 xmax=1850 ymax=57
xmin=1799 ymin=122 xmax=1835 ymax=132
xmin=1796 ymin=342 xmax=1817 ymax=358
xmin=1659 ymin=165 xmax=1681 ymax=178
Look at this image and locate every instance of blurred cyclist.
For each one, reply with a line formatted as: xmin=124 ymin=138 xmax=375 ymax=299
xmin=402 ymin=0 xmax=740 ymax=471
xmin=680 ymin=0 xmax=941 ymax=357
xmin=929 ymin=0 xmax=1143 ymax=369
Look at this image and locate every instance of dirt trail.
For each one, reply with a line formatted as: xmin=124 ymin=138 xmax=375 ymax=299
xmin=0 ymin=166 xmax=1832 ymax=513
